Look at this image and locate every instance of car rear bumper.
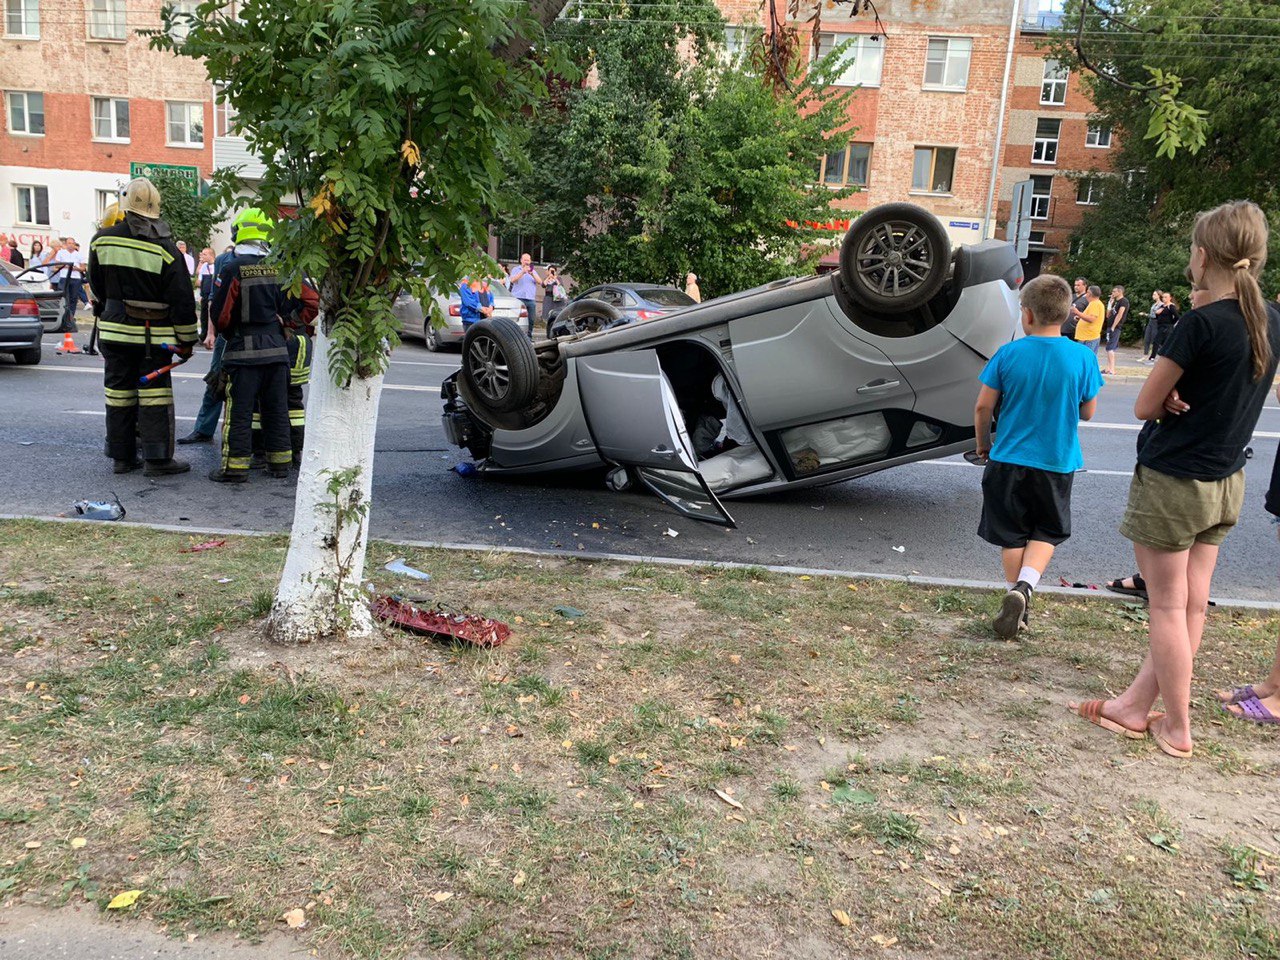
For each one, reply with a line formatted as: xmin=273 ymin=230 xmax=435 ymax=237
xmin=0 ymin=319 xmax=44 ymax=350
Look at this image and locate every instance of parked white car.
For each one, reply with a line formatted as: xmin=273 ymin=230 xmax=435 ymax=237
xmin=392 ymin=280 xmax=528 ymax=351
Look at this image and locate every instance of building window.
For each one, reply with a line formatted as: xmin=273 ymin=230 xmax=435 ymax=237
xmin=168 ymin=0 xmax=196 ymax=40
xmin=14 ymin=184 xmax=49 ymax=226
xmin=1032 ymin=118 xmax=1060 ymax=164
xmin=88 ymin=0 xmax=126 ymax=39
xmin=819 ymin=141 xmax=871 ymax=187
xmin=4 ymin=0 xmax=39 ymax=37
xmin=1029 ymin=174 xmax=1053 ymax=220
xmin=1028 ymin=230 xmax=1046 ymax=245
xmin=6 ymin=91 xmax=44 ymax=135
xmin=166 ymin=101 xmax=204 ymax=146
xmin=1086 ymin=123 xmax=1112 ymax=148
xmin=214 ymin=84 xmax=239 ymax=137
xmin=95 ymin=188 xmax=117 ymax=220
xmin=91 ymin=96 xmax=130 ymax=141
xmin=723 ymin=25 xmax=761 ymax=66
xmin=923 ymin=37 xmax=972 ymax=91
xmin=911 ymin=146 xmax=956 ymax=194
xmin=816 ymin=33 xmax=884 ymax=87
xmin=1022 ymin=0 xmax=1065 ymax=30
xmin=1040 ymin=59 xmax=1068 ymax=105
xmin=1076 ymin=177 xmax=1103 ymax=205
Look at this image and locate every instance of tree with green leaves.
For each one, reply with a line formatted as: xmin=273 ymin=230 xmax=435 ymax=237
xmin=154 ymin=0 xmax=571 ymax=642
xmin=152 ymin=171 xmax=235 ymax=252
xmin=510 ymin=3 xmax=858 ymax=297
xmin=1051 ymin=0 xmax=1280 ymax=314
xmin=1052 ymin=0 xmax=1280 ymax=211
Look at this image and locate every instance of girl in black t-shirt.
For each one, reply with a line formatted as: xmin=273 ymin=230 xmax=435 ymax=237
xmin=1070 ymin=200 xmax=1280 ymax=757
xmin=1216 ymin=393 xmax=1280 ymax=725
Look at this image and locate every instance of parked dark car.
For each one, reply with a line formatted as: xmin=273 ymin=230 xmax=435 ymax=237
xmin=441 ymin=203 xmax=1023 ymax=527
xmin=546 ymin=283 xmax=695 ymax=337
xmin=0 ymin=274 xmax=45 ymax=365
xmin=0 ymin=260 xmax=67 ymax=333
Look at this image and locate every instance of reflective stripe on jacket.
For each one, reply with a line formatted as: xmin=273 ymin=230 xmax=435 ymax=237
xmin=88 ymin=219 xmax=199 ymax=347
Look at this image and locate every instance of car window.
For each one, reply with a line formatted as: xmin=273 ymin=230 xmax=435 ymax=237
xmin=0 ymin=261 xmax=16 ymax=281
xmin=637 ymin=287 xmax=696 ymax=307
xmin=599 ymin=288 xmax=624 ymax=306
xmin=622 ymin=291 xmax=639 ymax=307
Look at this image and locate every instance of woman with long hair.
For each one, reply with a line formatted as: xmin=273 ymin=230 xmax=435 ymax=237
xmin=1071 ymin=200 xmax=1280 ymax=758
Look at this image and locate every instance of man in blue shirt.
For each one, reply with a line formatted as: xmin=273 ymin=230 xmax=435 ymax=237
xmin=973 ymin=273 xmax=1103 ymax=638
xmin=505 ymin=254 xmax=541 ymax=336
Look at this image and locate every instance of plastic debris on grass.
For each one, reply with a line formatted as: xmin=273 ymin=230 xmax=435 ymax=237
xmin=384 ymin=558 xmax=432 ymax=581
xmin=371 ymin=595 xmax=511 ymax=648
xmin=180 ymin=538 xmax=227 ymax=553
xmin=553 ymin=605 xmax=585 ymax=620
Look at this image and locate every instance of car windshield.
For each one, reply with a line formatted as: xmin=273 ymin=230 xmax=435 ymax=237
xmin=637 ymin=287 xmax=695 ymax=307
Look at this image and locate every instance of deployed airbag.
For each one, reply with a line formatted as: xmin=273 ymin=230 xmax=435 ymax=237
xmin=700 ymin=443 xmax=774 ymax=492
xmin=781 ymin=412 xmax=891 ymax=474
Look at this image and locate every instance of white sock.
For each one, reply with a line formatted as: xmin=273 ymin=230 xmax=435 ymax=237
xmin=1017 ymin=567 xmax=1042 ymax=590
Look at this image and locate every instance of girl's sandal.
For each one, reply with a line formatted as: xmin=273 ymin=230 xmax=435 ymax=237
xmin=1068 ymin=700 xmax=1147 ymax=740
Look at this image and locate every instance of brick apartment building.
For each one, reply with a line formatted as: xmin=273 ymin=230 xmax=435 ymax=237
xmin=721 ymin=0 xmax=1108 ymax=271
xmin=2 ymin=0 xmax=1107 ymax=274
xmin=994 ymin=0 xmax=1115 ymax=277
xmin=0 ymin=0 xmax=212 ymax=252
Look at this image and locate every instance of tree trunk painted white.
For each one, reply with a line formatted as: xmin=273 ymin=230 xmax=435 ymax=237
xmin=268 ymin=321 xmax=385 ymax=644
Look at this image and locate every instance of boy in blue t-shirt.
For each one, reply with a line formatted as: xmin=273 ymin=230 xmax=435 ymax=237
xmin=974 ymin=273 xmax=1103 ymax=638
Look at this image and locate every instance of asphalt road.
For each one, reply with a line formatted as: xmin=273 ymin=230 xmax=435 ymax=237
xmin=2 ymin=329 xmax=1278 ymax=600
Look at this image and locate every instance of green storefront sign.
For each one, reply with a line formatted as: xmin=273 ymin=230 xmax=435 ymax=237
xmin=129 ymin=162 xmax=200 ymax=195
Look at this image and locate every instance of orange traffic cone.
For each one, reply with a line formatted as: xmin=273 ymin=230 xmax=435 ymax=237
xmin=58 ymin=331 xmax=81 ymax=354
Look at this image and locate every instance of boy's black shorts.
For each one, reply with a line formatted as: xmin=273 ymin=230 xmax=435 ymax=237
xmin=978 ymin=461 xmax=1074 ymax=548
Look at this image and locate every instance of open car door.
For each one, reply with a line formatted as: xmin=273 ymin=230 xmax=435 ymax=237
xmin=577 ymin=350 xmax=736 ymax=528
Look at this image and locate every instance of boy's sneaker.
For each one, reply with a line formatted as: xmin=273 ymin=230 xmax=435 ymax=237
xmin=994 ymin=581 xmax=1033 ymax=639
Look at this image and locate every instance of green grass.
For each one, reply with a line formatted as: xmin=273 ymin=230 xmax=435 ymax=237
xmin=0 ymin=519 xmax=1277 ymax=960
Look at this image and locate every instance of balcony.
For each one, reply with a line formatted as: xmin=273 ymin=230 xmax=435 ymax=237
xmin=213 ymin=135 xmax=266 ymax=180
xmin=1020 ymin=12 xmax=1064 ymax=32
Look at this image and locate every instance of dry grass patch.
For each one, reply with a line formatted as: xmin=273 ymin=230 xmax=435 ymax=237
xmin=0 ymin=519 xmax=1278 ymax=959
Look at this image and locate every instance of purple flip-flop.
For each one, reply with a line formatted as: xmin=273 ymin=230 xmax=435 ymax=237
xmin=1223 ymin=696 xmax=1280 ymax=726
xmin=1221 ymin=685 xmax=1257 ymax=706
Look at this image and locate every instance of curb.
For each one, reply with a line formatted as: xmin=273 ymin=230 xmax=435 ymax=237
xmin=3 ymin=512 xmax=1278 ymax=612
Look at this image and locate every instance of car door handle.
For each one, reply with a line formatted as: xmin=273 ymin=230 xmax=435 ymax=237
xmin=856 ymin=378 xmax=901 ymax=394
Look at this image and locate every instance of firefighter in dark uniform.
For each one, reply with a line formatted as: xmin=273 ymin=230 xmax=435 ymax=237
xmin=208 ymin=207 xmax=300 ymax=483
xmin=252 ymin=327 xmax=311 ymax=467
xmin=87 ymin=177 xmax=198 ymax=475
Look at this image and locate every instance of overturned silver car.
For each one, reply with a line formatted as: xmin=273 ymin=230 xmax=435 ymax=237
xmin=441 ymin=204 xmax=1023 ymax=527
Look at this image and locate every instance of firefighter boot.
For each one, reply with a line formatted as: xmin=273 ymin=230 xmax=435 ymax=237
xmin=143 ymin=458 xmax=192 ymax=477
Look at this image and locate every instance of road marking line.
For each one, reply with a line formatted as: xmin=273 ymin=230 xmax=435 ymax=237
xmin=15 ymin=365 xmax=438 ymax=392
xmin=390 ymin=359 xmax=461 ymax=368
xmin=1080 ymin=420 xmax=1280 ymax=439
xmin=20 ymin=366 xmax=1280 ymax=434
xmin=921 ymin=460 xmax=1134 ymax=478
xmin=70 ymin=410 xmax=196 ymax=422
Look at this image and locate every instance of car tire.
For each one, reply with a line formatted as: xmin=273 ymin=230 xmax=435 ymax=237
xmin=839 ymin=203 xmax=951 ymax=313
xmin=549 ymin=297 xmax=621 ymax=338
xmin=423 ymin=323 xmax=441 ymax=352
xmin=13 ymin=346 xmax=41 ymax=366
xmin=461 ymin=318 xmax=538 ymax=414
